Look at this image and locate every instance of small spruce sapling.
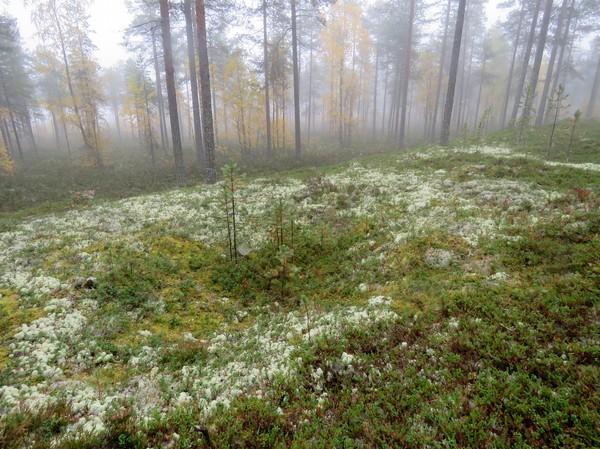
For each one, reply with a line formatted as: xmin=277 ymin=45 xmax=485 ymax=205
xmin=222 ymin=163 xmax=239 ymax=263
xmin=547 ymin=84 xmax=569 ymax=157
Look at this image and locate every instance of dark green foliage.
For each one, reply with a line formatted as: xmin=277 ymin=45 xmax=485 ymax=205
xmin=94 ymin=247 xmax=175 ymax=312
xmin=210 ymin=221 xmax=380 ymax=304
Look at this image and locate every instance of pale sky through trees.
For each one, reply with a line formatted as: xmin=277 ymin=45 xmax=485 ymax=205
xmin=3 ymin=0 xmax=508 ymax=68
xmin=4 ymin=0 xmax=131 ymax=67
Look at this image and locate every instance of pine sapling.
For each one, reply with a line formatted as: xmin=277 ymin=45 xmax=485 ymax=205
xmin=222 ymin=163 xmax=239 ymax=263
xmin=547 ymin=84 xmax=568 ymax=157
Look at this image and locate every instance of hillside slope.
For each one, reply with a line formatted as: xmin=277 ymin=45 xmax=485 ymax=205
xmin=1 ymin=145 xmax=599 ymax=448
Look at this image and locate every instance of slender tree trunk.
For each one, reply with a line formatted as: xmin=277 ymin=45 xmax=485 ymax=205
xmin=8 ymin=110 xmax=22 ymax=161
xmin=51 ymin=109 xmax=61 ymax=150
xmin=24 ymin=111 xmax=38 ymax=156
xmin=339 ymin=54 xmax=344 ymax=146
xmin=184 ymin=79 xmax=193 ymax=142
xmin=112 ymin=101 xmax=122 ymax=140
xmin=212 ymin=72 xmax=219 ymax=145
xmin=521 ymin=0 xmax=554 ymax=125
xmin=160 ymin=0 xmax=186 ymax=185
xmin=560 ymin=18 xmax=576 ymax=87
xmin=456 ymin=22 xmax=471 ymax=132
xmin=184 ymin=0 xmax=206 ymax=169
xmin=50 ymin=0 xmax=96 ymax=161
xmin=308 ymin=27 xmax=314 ymax=145
xmin=382 ymin=64 xmax=389 ymax=135
xmin=537 ymin=0 xmax=568 ymax=126
xmin=2 ymin=119 xmax=15 ymax=160
xmin=399 ymin=0 xmax=415 ymax=149
xmin=501 ymin=1 xmax=525 ymax=128
xmin=372 ymin=44 xmax=380 ymax=137
xmin=440 ymin=0 xmax=466 ymax=146
xmin=0 ymin=82 xmax=23 ymax=161
xmin=474 ymin=55 xmax=486 ymax=127
xmin=0 ymin=119 xmax=11 ymax=157
xmin=61 ymin=113 xmax=72 ymax=157
xmin=547 ymin=0 xmax=574 ymax=122
xmin=587 ymin=55 xmax=600 ymax=118
xmin=262 ymin=0 xmax=273 ymax=157
xmin=142 ymin=77 xmax=156 ymax=167
xmin=431 ymin=0 xmax=452 ymax=139
xmin=152 ymin=27 xmax=169 ymax=152
xmin=291 ymin=0 xmax=301 ymax=158
xmin=196 ymin=0 xmax=216 ymax=183
xmin=510 ymin=0 xmax=542 ymax=124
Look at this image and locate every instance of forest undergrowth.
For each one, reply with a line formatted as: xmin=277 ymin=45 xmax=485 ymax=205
xmin=0 ymin=130 xmax=599 ymax=448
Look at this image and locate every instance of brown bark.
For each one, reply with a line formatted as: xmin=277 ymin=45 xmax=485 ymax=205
xmin=520 ymin=0 xmax=554 ymax=125
xmin=291 ymin=0 xmax=301 ymax=158
xmin=587 ymin=54 xmax=600 ymax=118
xmin=262 ymin=0 xmax=273 ymax=157
xmin=431 ymin=0 xmax=452 ymax=139
xmin=398 ymin=0 xmax=415 ymax=149
xmin=440 ymin=0 xmax=467 ymax=146
xmin=537 ymin=0 xmax=568 ymax=126
xmin=184 ymin=0 xmax=206 ymax=168
xmin=196 ymin=0 xmax=217 ymax=183
xmin=501 ymin=0 xmax=526 ymax=128
xmin=159 ymin=0 xmax=186 ymax=185
xmin=510 ymin=0 xmax=542 ymax=124
xmin=151 ymin=28 xmax=169 ymax=152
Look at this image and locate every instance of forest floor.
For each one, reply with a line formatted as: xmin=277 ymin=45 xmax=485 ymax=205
xmin=1 ymin=131 xmax=599 ymax=448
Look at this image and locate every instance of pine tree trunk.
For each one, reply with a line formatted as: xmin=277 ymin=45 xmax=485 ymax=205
xmin=510 ymin=0 xmax=542 ymax=124
xmin=456 ymin=24 xmax=471 ymax=132
xmin=308 ymin=27 xmax=314 ymax=144
xmin=474 ymin=56 xmax=486 ymax=128
xmin=0 ymin=119 xmax=11 ymax=157
xmin=61 ymin=113 xmax=72 ymax=157
xmin=291 ymin=0 xmax=301 ymax=158
xmin=0 ymin=77 xmax=23 ymax=161
xmin=262 ymin=0 xmax=273 ymax=156
xmin=399 ymin=0 xmax=415 ymax=149
xmin=184 ymin=0 xmax=206 ymax=169
xmin=212 ymin=72 xmax=219 ymax=145
xmin=196 ymin=0 xmax=217 ymax=183
xmin=440 ymin=0 xmax=466 ymax=146
xmin=51 ymin=110 xmax=61 ymax=150
xmin=431 ymin=0 xmax=452 ymax=139
xmin=537 ymin=0 xmax=568 ymax=126
xmin=546 ymin=0 xmax=574 ymax=122
xmin=521 ymin=0 xmax=554 ymax=125
xmin=372 ymin=44 xmax=380 ymax=137
xmin=112 ymin=101 xmax=122 ymax=140
xmin=143 ymin=77 xmax=156 ymax=167
xmin=587 ymin=54 xmax=600 ymax=118
xmin=501 ymin=0 xmax=525 ymax=128
xmin=8 ymin=109 xmax=22 ymax=161
xmin=339 ymin=54 xmax=344 ymax=146
xmin=159 ymin=0 xmax=186 ymax=186
xmin=152 ymin=28 xmax=169 ymax=152
xmin=25 ymin=111 xmax=38 ymax=156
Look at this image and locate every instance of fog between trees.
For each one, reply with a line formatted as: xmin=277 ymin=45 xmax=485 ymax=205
xmin=0 ymin=0 xmax=599 ymax=182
